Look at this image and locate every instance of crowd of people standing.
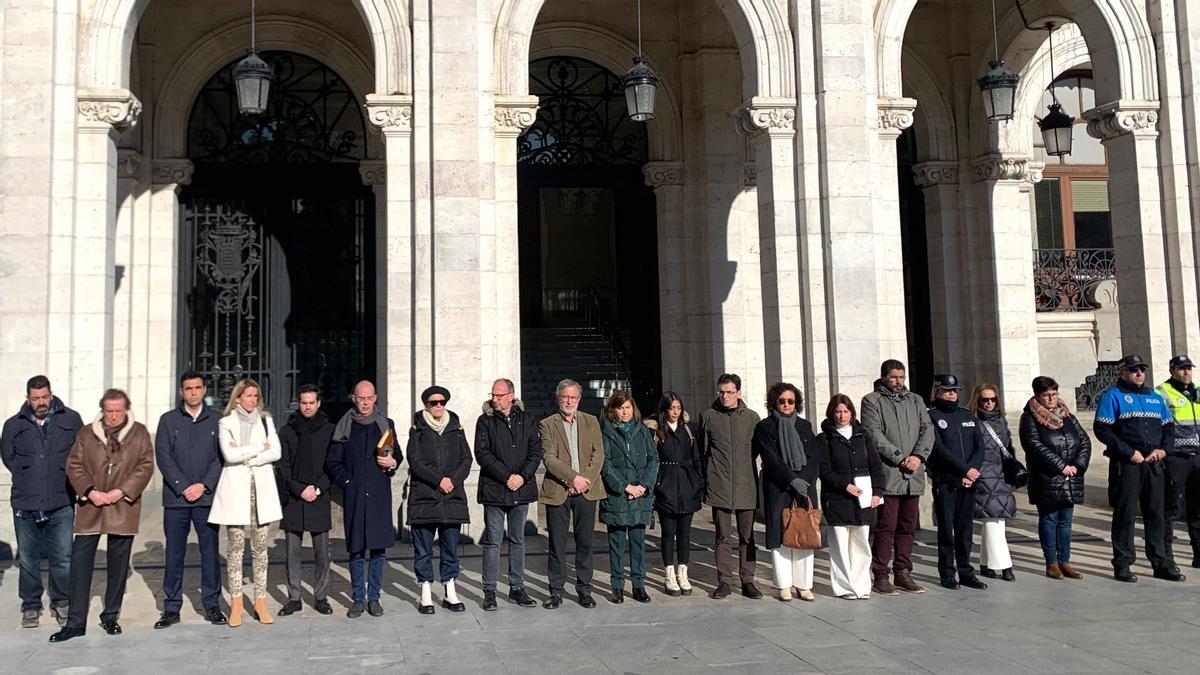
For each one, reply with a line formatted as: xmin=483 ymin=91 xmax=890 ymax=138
xmin=3 ymin=350 xmax=1197 ymax=641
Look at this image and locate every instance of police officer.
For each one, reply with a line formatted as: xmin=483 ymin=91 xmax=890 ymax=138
xmin=1094 ymin=354 xmax=1184 ymax=582
xmin=1156 ymin=355 xmax=1200 ymax=568
xmin=926 ymin=374 xmax=987 ymax=590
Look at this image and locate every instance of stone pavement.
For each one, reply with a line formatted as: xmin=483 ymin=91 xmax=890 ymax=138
xmin=2 ymin=497 xmax=1200 ymax=674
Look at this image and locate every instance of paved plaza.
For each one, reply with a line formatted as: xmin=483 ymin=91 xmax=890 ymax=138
xmin=2 ymin=488 xmax=1199 ymax=674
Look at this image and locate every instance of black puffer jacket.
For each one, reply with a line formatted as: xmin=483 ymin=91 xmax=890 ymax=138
xmin=474 ymin=400 xmax=543 ymax=506
xmin=973 ymin=411 xmax=1016 ymax=519
xmin=406 ymin=411 xmax=472 ymax=526
xmin=815 ymin=421 xmax=883 ymax=527
xmin=1019 ymin=405 xmax=1091 ymax=506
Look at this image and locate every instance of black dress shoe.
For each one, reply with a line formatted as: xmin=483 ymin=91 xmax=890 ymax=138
xmin=100 ymin=620 xmax=122 ymax=635
xmin=1153 ymin=568 xmax=1187 ymax=582
xmin=960 ymin=576 xmax=988 ymax=590
xmin=979 ymin=566 xmax=997 ymax=579
xmin=313 ymin=599 xmax=333 ymax=615
xmin=368 ymin=600 xmax=384 ymax=617
xmin=482 ymin=591 xmax=498 ymax=612
xmin=277 ymin=601 xmax=302 ymax=617
xmin=1191 ymin=558 xmax=1200 ymax=569
xmin=1001 ymin=568 xmax=1016 ymax=582
xmin=417 ymin=603 xmax=435 ymax=615
xmin=509 ymin=587 xmax=537 ymax=608
xmin=543 ymin=593 xmax=562 ymax=609
xmin=153 ymin=612 xmax=180 ymax=629
xmin=204 ymin=606 xmax=227 ymax=625
xmin=1114 ymin=568 xmax=1139 ymax=583
xmin=49 ymin=626 xmax=85 ymax=643
xmin=741 ymin=583 xmax=763 ymax=599
xmin=940 ymin=578 xmax=960 ymax=590
xmin=632 ymin=587 xmax=651 ymax=604
xmin=711 ymin=582 xmax=732 ymax=599
xmin=347 ymin=601 xmax=365 ymax=618
xmin=442 ymin=599 xmax=466 ymax=613
xmin=578 ymin=593 xmax=597 ymax=608
xmin=610 ymin=588 xmax=625 ymax=604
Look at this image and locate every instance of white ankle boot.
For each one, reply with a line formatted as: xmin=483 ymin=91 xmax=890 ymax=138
xmin=665 ymin=565 xmax=681 ymax=595
xmin=419 ymin=581 xmax=433 ymax=608
xmin=677 ymin=563 xmax=693 ymax=595
xmin=444 ymin=578 xmax=461 ymax=604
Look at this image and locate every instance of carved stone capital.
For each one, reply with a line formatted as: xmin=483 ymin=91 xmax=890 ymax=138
xmin=1084 ymin=100 xmax=1159 ymax=142
xmin=77 ymin=88 xmax=142 ymax=130
xmin=971 ymin=154 xmax=1036 ymax=183
xmin=364 ymin=94 xmax=413 ymax=133
xmin=151 ymin=159 xmax=194 ymax=186
xmin=744 ymin=163 xmax=757 ymax=187
xmin=877 ymin=97 xmax=917 ymax=140
xmin=359 ymin=160 xmax=386 ymax=186
xmin=117 ymin=149 xmax=142 ymax=181
xmin=642 ymin=162 xmax=683 ymax=188
xmin=494 ymin=95 xmax=540 ymax=138
xmin=912 ymin=161 xmax=958 ymax=188
xmin=733 ymin=98 xmax=796 ymax=138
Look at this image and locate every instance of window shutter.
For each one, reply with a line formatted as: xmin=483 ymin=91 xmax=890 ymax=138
xmin=1071 ymin=179 xmax=1109 ymax=213
xmin=1034 ymin=178 xmax=1064 ymax=248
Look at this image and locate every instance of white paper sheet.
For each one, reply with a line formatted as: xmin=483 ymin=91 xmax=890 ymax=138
xmin=854 ymin=476 xmax=874 ymax=509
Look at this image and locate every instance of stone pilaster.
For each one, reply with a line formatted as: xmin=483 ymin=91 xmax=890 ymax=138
xmin=913 ymin=161 xmax=966 ymax=376
xmin=872 ymin=97 xmax=917 ymax=382
xmin=644 ymin=162 xmax=688 ymax=391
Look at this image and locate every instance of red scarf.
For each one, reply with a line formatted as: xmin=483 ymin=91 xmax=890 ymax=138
xmin=1027 ymin=396 xmax=1070 ymax=430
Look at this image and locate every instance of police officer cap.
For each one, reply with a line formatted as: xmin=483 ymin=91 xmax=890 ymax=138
xmin=932 ymin=374 xmax=961 ymax=390
xmin=1117 ymin=354 xmax=1149 ymax=370
xmin=420 ymin=385 xmax=451 ymax=404
xmin=1170 ymin=355 xmax=1194 ymax=370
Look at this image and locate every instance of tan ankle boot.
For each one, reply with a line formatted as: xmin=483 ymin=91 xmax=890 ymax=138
xmin=1046 ymin=563 xmax=1064 ymax=580
xmin=254 ymin=596 xmax=274 ymax=624
xmin=228 ymin=595 xmax=243 ymax=627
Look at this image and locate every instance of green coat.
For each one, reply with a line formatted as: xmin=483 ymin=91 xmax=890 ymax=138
xmin=599 ymin=418 xmax=659 ymax=527
xmin=860 ymin=380 xmax=935 ymax=496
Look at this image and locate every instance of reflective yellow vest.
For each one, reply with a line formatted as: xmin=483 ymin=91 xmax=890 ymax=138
xmin=1157 ymin=379 xmax=1200 ymax=452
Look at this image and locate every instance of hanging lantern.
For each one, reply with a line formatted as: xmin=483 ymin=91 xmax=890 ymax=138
xmin=233 ymin=50 xmax=272 ymax=115
xmin=623 ymin=56 xmax=660 ymax=122
xmin=978 ymin=60 xmax=1019 ymax=122
xmin=1039 ymin=102 xmax=1074 ymax=157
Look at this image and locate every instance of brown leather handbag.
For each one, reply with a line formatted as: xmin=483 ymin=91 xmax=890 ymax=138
xmin=782 ymin=496 xmax=822 ymax=550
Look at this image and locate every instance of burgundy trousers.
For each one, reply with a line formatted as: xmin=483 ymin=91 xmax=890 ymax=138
xmin=871 ymin=494 xmax=920 ymax=577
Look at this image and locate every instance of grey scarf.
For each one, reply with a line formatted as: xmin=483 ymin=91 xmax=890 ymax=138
xmin=771 ymin=410 xmax=810 ymax=498
xmin=235 ymin=406 xmax=260 ymax=446
xmin=333 ymin=407 xmax=389 ymax=442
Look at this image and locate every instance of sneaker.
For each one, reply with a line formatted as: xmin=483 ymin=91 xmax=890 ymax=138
xmin=21 ymin=610 xmax=39 ymax=629
xmin=347 ymin=601 xmax=365 ymax=618
xmin=367 ymin=599 xmax=384 ymax=616
xmin=50 ymin=606 xmax=68 ymax=627
xmin=893 ymin=570 xmax=925 ymax=594
xmin=482 ymin=591 xmax=498 ymax=612
xmin=872 ymin=575 xmax=898 ymax=596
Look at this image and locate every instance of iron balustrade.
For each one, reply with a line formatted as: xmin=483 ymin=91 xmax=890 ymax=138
xmin=1033 ymin=248 xmax=1116 ymax=312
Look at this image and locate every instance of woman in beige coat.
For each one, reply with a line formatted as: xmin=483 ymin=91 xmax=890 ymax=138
xmin=208 ymin=378 xmax=282 ymax=626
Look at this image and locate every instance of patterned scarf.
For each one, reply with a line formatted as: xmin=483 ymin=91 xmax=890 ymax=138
xmin=1027 ymin=396 xmax=1070 ymax=430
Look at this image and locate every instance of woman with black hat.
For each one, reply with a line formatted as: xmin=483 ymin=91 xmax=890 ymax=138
xmin=407 ymin=385 xmax=473 ymax=614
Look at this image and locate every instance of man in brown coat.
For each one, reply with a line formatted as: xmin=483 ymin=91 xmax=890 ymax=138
xmin=50 ymin=389 xmax=155 ymax=643
xmin=538 ymin=378 xmax=605 ymax=609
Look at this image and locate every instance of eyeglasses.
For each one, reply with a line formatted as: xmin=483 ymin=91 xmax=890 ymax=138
xmin=979 ymin=397 xmax=997 ymax=404
xmin=777 ymin=398 xmax=796 ymax=405
xmin=718 ymin=389 xmax=738 ymax=396
xmin=490 ymin=391 xmax=512 ymax=398
xmin=427 ymin=399 xmax=447 ymax=407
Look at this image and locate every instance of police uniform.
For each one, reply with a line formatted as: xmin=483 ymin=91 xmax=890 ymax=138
xmin=1157 ymin=355 xmax=1200 ymax=566
xmin=926 ymin=374 xmax=987 ymax=589
xmin=1094 ymin=354 xmax=1182 ymax=581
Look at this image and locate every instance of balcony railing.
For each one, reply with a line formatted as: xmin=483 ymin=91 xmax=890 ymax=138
xmin=1033 ymin=248 xmax=1116 ymax=312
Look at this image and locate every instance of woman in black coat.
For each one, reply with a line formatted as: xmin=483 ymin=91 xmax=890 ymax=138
xmin=1019 ymin=376 xmax=1090 ymax=580
xmin=816 ymin=394 xmax=883 ymax=599
xmin=968 ymin=384 xmax=1018 ymax=582
xmin=649 ymin=392 xmax=703 ymax=596
xmin=406 ymin=386 xmax=472 ymax=614
xmin=752 ymin=382 xmax=818 ymax=602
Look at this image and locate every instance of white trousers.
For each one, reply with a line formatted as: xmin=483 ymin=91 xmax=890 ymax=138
xmin=771 ymin=547 xmax=814 ymax=590
xmin=979 ymin=518 xmax=1012 ymax=570
xmin=828 ymin=525 xmax=872 ymax=598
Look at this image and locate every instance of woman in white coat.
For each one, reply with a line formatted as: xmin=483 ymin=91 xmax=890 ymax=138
xmin=208 ymin=378 xmax=282 ymax=627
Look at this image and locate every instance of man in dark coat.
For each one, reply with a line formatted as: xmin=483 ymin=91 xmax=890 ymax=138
xmin=276 ymin=384 xmax=335 ymax=617
xmin=697 ymin=373 xmax=762 ymax=599
xmin=1 ymin=375 xmax=83 ymax=629
xmin=474 ymin=378 xmax=543 ymax=611
xmin=926 ymin=374 xmax=987 ymax=590
xmin=325 ymin=380 xmax=401 ymax=618
xmin=152 ymin=371 xmax=226 ymax=630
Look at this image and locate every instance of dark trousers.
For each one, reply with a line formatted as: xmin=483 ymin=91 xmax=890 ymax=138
xmin=480 ymin=503 xmax=529 ymax=592
xmin=607 ymin=524 xmax=646 ymax=589
xmin=1164 ymin=454 xmax=1200 ymax=563
xmin=285 ymin=530 xmax=330 ymax=602
xmin=657 ymin=511 xmax=693 ymax=566
xmin=932 ymin=482 xmax=976 ymax=581
xmin=411 ymin=525 xmax=461 ymax=583
xmin=66 ymin=533 xmax=134 ymax=629
xmin=162 ymin=505 xmax=220 ymax=613
xmin=546 ymin=494 xmax=596 ymax=595
xmin=1036 ymin=504 xmax=1074 ymax=565
xmin=871 ymin=494 xmax=920 ymax=577
xmin=13 ymin=505 xmax=73 ymax=613
xmin=348 ymin=548 xmax=386 ymax=602
xmin=713 ymin=507 xmax=756 ymax=585
xmin=1109 ymin=459 xmax=1170 ymax=571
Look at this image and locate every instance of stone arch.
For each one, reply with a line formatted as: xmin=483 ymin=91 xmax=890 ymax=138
xmin=80 ymin=0 xmax=410 ymax=94
xmin=528 ymin=22 xmax=682 ymax=162
xmin=494 ymin=0 xmax=794 ymax=99
xmin=153 ymin=16 xmax=376 ymax=160
xmin=900 ymin=47 xmax=956 ymax=161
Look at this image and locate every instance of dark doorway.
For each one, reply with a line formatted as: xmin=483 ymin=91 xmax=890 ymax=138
xmin=897 ymin=128 xmax=933 ymax=395
xmin=179 ymin=51 xmax=373 ymax=420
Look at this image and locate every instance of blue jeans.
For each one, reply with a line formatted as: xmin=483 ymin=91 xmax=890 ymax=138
xmin=481 ymin=504 xmax=528 ymax=592
xmin=348 ymin=548 xmax=387 ymax=602
xmin=14 ymin=506 xmax=73 ymax=612
xmin=162 ymin=505 xmax=221 ymax=612
xmin=412 ymin=525 xmax=461 ymax=583
xmin=1037 ymin=504 xmax=1074 ymax=564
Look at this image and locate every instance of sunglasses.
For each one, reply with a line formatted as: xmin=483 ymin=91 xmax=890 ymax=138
xmin=1127 ymin=366 xmax=1147 ymax=374
xmin=426 ymin=399 xmax=447 ymax=407
xmin=979 ymin=397 xmax=997 ymax=404
xmin=777 ymin=398 xmax=796 ymax=405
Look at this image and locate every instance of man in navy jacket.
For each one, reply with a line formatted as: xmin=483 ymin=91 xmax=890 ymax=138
xmin=153 ymin=371 xmax=226 ymax=628
xmin=1 ymin=375 xmax=83 ymax=628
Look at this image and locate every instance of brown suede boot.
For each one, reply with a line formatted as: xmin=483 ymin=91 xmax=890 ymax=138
xmin=254 ymin=597 xmax=274 ymax=624
xmin=1059 ymin=563 xmax=1083 ymax=579
xmin=228 ymin=595 xmax=243 ymax=628
xmin=893 ymin=570 xmax=925 ymax=594
xmin=1045 ymin=563 xmax=1064 ymax=579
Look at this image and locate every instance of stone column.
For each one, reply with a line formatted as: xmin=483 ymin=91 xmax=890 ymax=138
xmin=72 ymin=89 xmax=141 ymax=410
xmin=875 ymin=98 xmax=918 ymax=370
xmin=1084 ymin=101 xmax=1173 ymax=377
xmin=113 ymin=149 xmax=141 ymax=391
xmin=913 ymin=161 xmax=966 ymax=375
xmin=146 ymin=159 xmax=193 ymax=416
xmin=643 ymin=162 xmax=687 ymax=395
xmin=969 ymin=154 xmax=1040 ymax=399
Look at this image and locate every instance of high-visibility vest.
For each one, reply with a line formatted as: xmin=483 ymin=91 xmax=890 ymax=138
xmin=1158 ymin=380 xmax=1200 ymax=452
